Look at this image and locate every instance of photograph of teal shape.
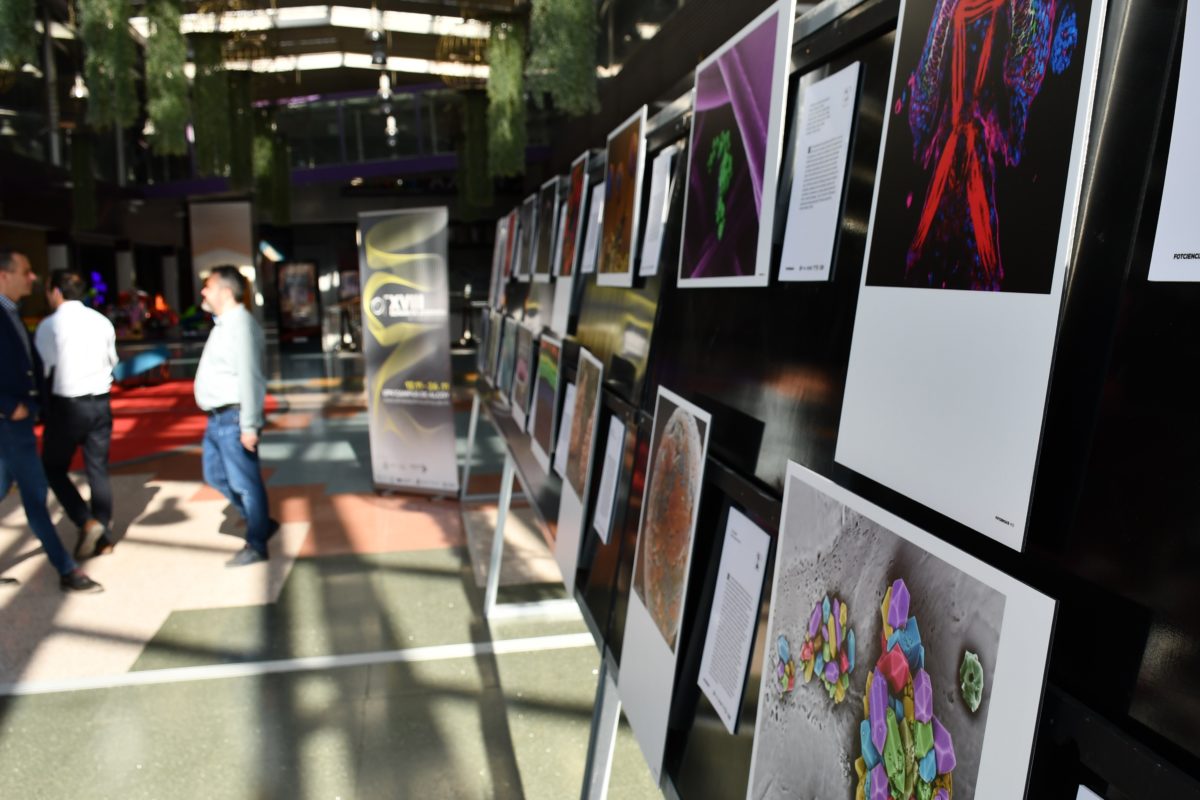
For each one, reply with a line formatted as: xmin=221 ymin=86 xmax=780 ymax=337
xmin=749 ymin=463 xmax=1056 ymax=799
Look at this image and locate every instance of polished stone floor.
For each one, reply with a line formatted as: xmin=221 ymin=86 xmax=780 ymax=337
xmin=0 ymin=347 xmax=658 ymax=799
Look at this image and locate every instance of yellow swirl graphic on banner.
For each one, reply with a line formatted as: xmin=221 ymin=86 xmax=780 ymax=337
xmin=364 ymin=211 xmax=448 ymax=268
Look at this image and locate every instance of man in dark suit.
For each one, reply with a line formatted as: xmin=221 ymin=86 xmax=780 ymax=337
xmin=0 ymin=248 xmax=102 ymax=592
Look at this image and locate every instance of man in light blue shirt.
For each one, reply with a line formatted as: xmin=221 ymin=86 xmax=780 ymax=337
xmin=194 ymin=266 xmax=278 ymax=567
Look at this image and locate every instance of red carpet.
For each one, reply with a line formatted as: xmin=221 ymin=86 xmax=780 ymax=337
xmin=37 ymin=381 xmax=280 ymax=468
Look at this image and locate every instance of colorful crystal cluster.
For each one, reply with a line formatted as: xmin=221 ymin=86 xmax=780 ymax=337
xmin=774 ymin=593 xmax=857 ymax=704
xmin=854 ymin=579 xmax=956 ymax=800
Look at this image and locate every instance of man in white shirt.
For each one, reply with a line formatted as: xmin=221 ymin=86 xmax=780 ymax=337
xmin=194 ymin=266 xmax=278 ymax=567
xmin=35 ymin=270 xmax=119 ymax=560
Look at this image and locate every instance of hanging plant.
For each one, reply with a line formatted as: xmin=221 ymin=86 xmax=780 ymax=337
xmin=191 ymin=34 xmax=231 ymax=177
xmin=486 ymin=20 xmax=526 ymax=178
xmin=253 ymin=120 xmax=290 ymax=225
xmin=71 ymin=132 xmax=97 ymax=231
xmin=78 ymin=0 xmax=138 ymax=131
xmin=526 ymin=0 xmax=599 ymax=117
xmin=458 ymin=90 xmax=492 ymax=210
xmin=228 ymin=70 xmax=255 ymax=190
xmin=145 ymin=0 xmax=188 ymax=156
xmin=0 ymin=0 xmax=37 ymax=70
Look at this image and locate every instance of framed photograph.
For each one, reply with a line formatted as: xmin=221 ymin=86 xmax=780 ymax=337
xmin=558 ymin=152 xmax=592 ymax=277
xmin=618 ymin=386 xmax=712 ymax=779
xmin=677 ymin=0 xmax=796 ymax=288
xmin=554 ymin=347 xmax=605 ymax=592
xmin=533 ymin=177 xmax=561 ymax=282
xmin=836 ymin=0 xmax=1106 ymax=548
xmin=514 ymin=194 xmax=538 ymax=282
xmin=510 ymin=324 xmax=536 ymax=431
xmin=598 ymin=105 xmax=648 ymax=287
xmin=496 ymin=315 xmax=518 ymax=400
xmin=529 ymin=336 xmax=563 ymax=472
xmin=747 ymin=461 xmax=1056 ymax=799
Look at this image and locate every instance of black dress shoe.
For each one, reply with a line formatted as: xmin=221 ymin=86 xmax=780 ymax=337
xmin=60 ymin=570 xmax=104 ymax=593
xmin=0 ymin=576 xmax=18 ymax=586
xmin=226 ymin=546 xmax=267 ymax=567
xmin=267 ymin=518 xmax=281 ymax=541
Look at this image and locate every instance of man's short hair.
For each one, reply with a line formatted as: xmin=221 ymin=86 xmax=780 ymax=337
xmin=0 ymin=248 xmax=22 ymax=273
xmin=49 ymin=270 xmax=88 ymax=302
xmin=208 ymin=265 xmax=247 ymax=304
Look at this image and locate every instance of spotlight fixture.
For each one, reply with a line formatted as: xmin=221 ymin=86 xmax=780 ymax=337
xmin=371 ymin=42 xmax=386 ymax=65
xmin=385 ymin=114 xmax=397 ymax=137
xmin=70 ymin=73 xmax=88 ymax=99
xmin=380 ymin=101 xmax=392 ymax=116
xmin=142 ymin=118 xmax=156 ymax=136
xmin=377 ymin=72 xmax=391 ymax=100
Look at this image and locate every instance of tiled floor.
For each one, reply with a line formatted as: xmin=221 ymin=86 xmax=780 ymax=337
xmin=0 ymin=349 xmax=658 ymax=799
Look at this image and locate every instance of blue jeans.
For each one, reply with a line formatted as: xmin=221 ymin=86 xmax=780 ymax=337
xmin=202 ymin=409 xmax=271 ymax=554
xmin=0 ymin=418 xmax=78 ymax=576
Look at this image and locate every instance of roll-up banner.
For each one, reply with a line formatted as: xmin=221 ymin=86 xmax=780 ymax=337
xmin=358 ymin=207 xmax=459 ymax=494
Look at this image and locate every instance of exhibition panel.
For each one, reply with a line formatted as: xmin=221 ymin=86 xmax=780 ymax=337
xmin=466 ymin=0 xmax=1200 ymax=796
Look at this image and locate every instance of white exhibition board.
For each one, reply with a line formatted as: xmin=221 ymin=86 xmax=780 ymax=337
xmin=835 ymin=0 xmax=1107 ymax=549
xmin=747 ymin=461 xmax=1056 ymax=800
xmin=778 ymin=61 xmax=860 ymax=283
xmin=697 ymin=507 xmax=771 ymax=735
xmin=555 ymin=350 xmax=604 ymax=593
xmin=189 ymin=200 xmax=255 ymax=301
xmin=639 ymin=143 xmax=680 ymax=277
xmin=618 ymin=387 xmax=712 ymax=781
xmin=1148 ymin=0 xmax=1200 ymax=281
xmin=580 ymin=183 xmax=605 ymax=275
xmin=552 ymin=381 xmax=575 ymax=478
xmin=591 ymin=417 xmax=625 ymax=545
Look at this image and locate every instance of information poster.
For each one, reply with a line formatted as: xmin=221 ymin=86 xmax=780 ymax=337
xmin=747 ymin=461 xmax=1056 ymax=800
xmin=502 ymin=208 xmax=519 ymax=280
xmin=580 ymin=184 xmax=605 ymax=275
xmin=598 ymin=106 xmax=648 ymax=287
xmin=591 ymin=417 xmax=625 ymax=545
xmin=698 ymin=507 xmax=771 ymax=735
xmin=485 ymin=310 xmax=504 ymax=386
xmin=619 ymin=387 xmax=712 ymax=780
xmin=556 ymin=349 xmax=604 ymax=592
xmin=779 ymin=62 xmax=861 ymax=282
xmin=559 ymin=152 xmax=591 ymax=277
xmin=677 ymin=0 xmax=795 ymax=288
xmin=529 ymin=336 xmax=562 ymax=472
xmin=534 ymin=177 xmax=560 ymax=282
xmin=553 ymin=382 xmax=576 ymax=477
xmin=278 ymin=261 xmax=320 ymax=342
xmin=837 ymin=0 xmax=1106 ymax=549
xmin=357 ymin=207 xmax=458 ymax=493
xmin=639 ymin=144 xmax=681 ymax=277
xmin=1148 ymin=0 xmax=1200 ymax=281
xmin=488 ymin=216 xmax=510 ymax=308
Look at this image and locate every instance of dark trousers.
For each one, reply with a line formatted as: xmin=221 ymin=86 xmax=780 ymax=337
xmin=41 ymin=394 xmax=114 ymax=529
xmin=0 ymin=418 xmax=77 ymax=575
xmin=202 ymin=408 xmax=271 ymax=554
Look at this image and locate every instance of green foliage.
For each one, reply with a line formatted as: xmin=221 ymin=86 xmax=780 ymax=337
xmin=253 ymin=121 xmax=290 ymax=225
xmin=0 ymin=0 xmax=37 ymax=69
xmin=526 ymin=0 xmax=599 ymax=117
xmin=228 ymin=70 xmax=255 ymax=190
xmin=78 ymin=0 xmax=138 ymax=131
xmin=486 ymin=21 xmax=526 ymax=178
xmin=145 ymin=0 xmax=189 ymax=156
xmin=458 ymin=91 xmax=493 ymax=210
xmin=71 ymin=133 xmax=97 ymax=231
xmin=191 ymin=34 xmax=231 ymax=177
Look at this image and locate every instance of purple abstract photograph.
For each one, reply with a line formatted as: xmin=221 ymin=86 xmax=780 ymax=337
xmin=679 ymin=3 xmax=789 ymax=286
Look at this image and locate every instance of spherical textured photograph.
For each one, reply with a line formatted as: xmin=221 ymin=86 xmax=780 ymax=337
xmin=632 ymin=397 xmax=708 ymax=652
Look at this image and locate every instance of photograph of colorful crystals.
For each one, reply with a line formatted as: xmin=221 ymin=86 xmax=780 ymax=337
xmin=749 ymin=473 xmax=1006 ymax=799
xmin=775 ymin=593 xmax=857 ymax=704
xmin=855 ymin=578 xmax=962 ymax=800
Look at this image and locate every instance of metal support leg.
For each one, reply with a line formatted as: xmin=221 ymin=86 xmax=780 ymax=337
xmin=460 ymin=391 xmax=481 ymax=501
xmin=581 ymin=658 xmax=621 ymax=800
xmin=483 ymin=452 xmax=516 ymax=618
